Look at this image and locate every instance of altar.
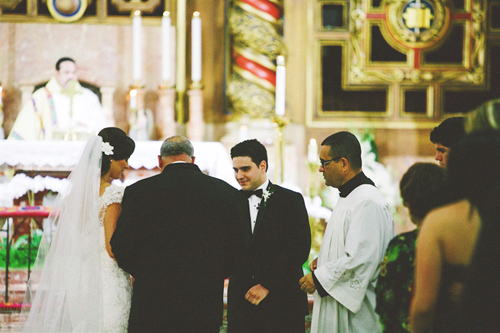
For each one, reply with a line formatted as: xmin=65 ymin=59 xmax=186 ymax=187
xmin=0 ymin=140 xmax=238 ymax=205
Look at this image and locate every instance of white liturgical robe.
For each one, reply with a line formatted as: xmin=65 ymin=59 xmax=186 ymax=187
xmin=311 ymin=184 xmax=394 ymax=333
xmin=8 ymin=77 xmax=105 ymax=140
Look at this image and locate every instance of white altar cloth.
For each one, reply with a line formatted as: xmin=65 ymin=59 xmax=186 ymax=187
xmin=0 ymin=140 xmax=238 ymax=202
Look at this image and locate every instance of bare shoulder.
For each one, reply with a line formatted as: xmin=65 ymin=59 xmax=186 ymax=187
xmin=422 ymin=199 xmax=479 ymax=243
xmin=425 ymin=200 xmax=471 ymax=224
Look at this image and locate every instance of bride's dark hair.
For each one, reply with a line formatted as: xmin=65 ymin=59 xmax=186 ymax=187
xmin=98 ymin=127 xmax=135 ymax=175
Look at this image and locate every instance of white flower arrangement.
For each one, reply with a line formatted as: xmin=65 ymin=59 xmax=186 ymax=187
xmin=101 ymin=142 xmax=114 ymax=156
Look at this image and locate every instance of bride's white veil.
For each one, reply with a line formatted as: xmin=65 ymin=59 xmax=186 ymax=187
xmin=22 ymin=136 xmax=104 ymax=332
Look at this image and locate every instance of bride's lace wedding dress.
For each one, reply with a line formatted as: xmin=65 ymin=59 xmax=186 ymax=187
xmin=99 ymin=184 xmax=132 ymax=332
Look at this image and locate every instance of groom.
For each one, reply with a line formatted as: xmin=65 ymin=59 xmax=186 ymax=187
xmin=111 ymin=136 xmax=246 ymax=332
xmin=227 ymin=139 xmax=311 ymax=332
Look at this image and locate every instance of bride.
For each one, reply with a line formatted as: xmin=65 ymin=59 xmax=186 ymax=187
xmin=22 ymin=127 xmax=135 ymax=332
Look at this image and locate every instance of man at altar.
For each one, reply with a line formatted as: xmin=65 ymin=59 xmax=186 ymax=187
xmin=227 ymin=139 xmax=311 ymax=332
xmin=299 ymin=131 xmax=394 ymax=332
xmin=7 ymin=57 xmax=106 ymax=140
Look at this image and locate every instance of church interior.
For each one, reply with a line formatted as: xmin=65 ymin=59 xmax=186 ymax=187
xmin=1 ymin=0 xmax=499 ymax=329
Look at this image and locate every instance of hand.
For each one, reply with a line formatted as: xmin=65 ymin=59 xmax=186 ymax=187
xmin=299 ymin=273 xmax=316 ymax=294
xmin=309 ymin=258 xmax=318 ymax=271
xmin=245 ymin=284 xmax=269 ymax=306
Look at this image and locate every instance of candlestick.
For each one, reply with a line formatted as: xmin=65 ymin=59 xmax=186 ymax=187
xmin=308 ymin=138 xmax=318 ymax=164
xmin=176 ymin=0 xmax=187 ymax=124
xmin=132 ymin=10 xmax=142 ymax=82
xmin=191 ymin=11 xmax=202 ymax=83
xmin=271 ymin=116 xmax=289 ymax=184
xmin=275 ymin=55 xmax=286 ymax=116
xmin=162 ymin=11 xmax=171 ymax=84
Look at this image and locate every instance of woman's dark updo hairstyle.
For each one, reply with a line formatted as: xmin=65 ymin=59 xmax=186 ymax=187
xmin=98 ymin=127 xmax=135 ymax=175
xmin=399 ymin=163 xmax=451 ymax=221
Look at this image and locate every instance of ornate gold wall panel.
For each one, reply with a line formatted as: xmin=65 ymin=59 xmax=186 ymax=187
xmin=307 ymin=0 xmax=500 ymax=129
xmin=0 ymin=0 xmax=165 ymax=22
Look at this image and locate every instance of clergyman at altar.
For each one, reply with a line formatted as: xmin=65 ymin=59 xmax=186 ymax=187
xmin=110 ymin=135 xmax=247 ymax=332
xmin=299 ymin=131 xmax=394 ymax=332
xmin=8 ymin=57 xmax=106 ymax=140
xmin=227 ymin=139 xmax=311 ymax=332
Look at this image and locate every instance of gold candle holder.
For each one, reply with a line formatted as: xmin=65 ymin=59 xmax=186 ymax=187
xmin=271 ymin=115 xmax=289 ymax=184
xmin=190 ymin=81 xmax=204 ymax=90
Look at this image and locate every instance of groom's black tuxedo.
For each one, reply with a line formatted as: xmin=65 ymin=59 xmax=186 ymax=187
xmin=111 ymin=163 xmax=246 ymax=332
xmin=227 ymin=182 xmax=311 ymax=332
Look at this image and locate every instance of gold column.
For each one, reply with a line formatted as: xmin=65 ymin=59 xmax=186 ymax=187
xmin=176 ymin=0 xmax=187 ymax=124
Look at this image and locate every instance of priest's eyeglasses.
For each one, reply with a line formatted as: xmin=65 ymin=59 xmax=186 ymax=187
xmin=320 ymin=157 xmax=341 ymax=168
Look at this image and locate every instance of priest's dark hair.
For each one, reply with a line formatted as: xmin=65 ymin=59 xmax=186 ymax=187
xmin=230 ymin=139 xmax=268 ymax=171
xmin=430 ymin=116 xmax=465 ymax=148
xmin=98 ymin=127 xmax=135 ymax=175
xmin=321 ymin=131 xmax=362 ymax=170
xmin=55 ymin=57 xmax=76 ymax=71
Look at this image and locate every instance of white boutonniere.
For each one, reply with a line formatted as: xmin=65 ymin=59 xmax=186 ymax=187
xmin=101 ymin=142 xmax=114 ymax=155
xmin=261 ymin=188 xmax=275 ymax=207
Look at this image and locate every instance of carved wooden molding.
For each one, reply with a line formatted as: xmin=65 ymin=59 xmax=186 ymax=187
xmin=110 ymin=0 xmax=160 ymax=14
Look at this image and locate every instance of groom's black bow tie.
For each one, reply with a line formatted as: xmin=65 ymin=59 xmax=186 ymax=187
xmin=241 ymin=189 xmax=263 ymax=199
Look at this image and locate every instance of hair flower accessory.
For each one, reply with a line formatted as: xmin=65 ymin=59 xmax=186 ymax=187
xmin=101 ymin=142 xmax=114 ymax=155
xmin=261 ymin=188 xmax=275 ymax=207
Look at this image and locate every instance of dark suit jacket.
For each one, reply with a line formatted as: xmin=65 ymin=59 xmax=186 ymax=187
xmin=110 ymin=163 xmax=246 ymax=332
xmin=227 ymin=182 xmax=311 ymax=331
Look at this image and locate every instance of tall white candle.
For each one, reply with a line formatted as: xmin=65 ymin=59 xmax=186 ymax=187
xmin=0 ymin=86 xmax=3 ymax=106
xmin=130 ymin=89 xmax=137 ymax=109
xmin=308 ymin=138 xmax=318 ymax=163
xmin=275 ymin=55 xmax=286 ymax=116
xmin=132 ymin=10 xmax=142 ymax=82
xmin=162 ymin=11 xmax=171 ymax=84
xmin=191 ymin=11 xmax=202 ymax=83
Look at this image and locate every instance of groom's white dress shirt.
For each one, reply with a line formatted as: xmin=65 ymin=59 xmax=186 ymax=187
xmin=247 ymin=179 xmax=269 ymax=233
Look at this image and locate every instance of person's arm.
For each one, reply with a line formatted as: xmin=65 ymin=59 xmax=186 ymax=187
xmin=313 ymin=199 xmax=393 ymax=313
xmin=226 ymin=195 xmax=247 ymax=277
xmin=259 ymin=191 xmax=311 ymax=292
xmin=103 ymin=202 xmax=121 ymax=258
xmin=247 ymin=191 xmax=311 ymax=305
xmin=410 ymin=213 xmax=443 ymax=333
xmin=7 ymin=97 xmax=42 ymax=140
xmin=110 ymin=186 xmax=145 ymax=277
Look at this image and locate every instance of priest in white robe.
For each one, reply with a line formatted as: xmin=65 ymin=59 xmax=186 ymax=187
xmin=300 ymin=131 xmax=394 ymax=332
xmin=8 ymin=57 xmax=106 ymax=140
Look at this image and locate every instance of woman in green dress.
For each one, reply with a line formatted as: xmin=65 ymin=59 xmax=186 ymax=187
xmin=375 ymin=163 xmax=453 ymax=332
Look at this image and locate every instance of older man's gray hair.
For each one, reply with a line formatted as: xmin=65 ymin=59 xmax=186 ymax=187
xmin=160 ymin=136 xmax=194 ymax=157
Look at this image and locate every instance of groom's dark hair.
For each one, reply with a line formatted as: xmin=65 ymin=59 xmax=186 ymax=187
xmin=230 ymin=139 xmax=268 ymax=172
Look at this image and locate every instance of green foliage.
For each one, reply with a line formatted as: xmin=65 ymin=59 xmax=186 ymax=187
xmin=360 ymin=129 xmax=380 ymax=162
xmin=0 ymin=229 xmax=42 ymax=269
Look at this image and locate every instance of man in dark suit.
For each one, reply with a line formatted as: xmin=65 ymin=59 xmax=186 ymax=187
xmin=110 ymin=135 xmax=246 ymax=333
xmin=227 ymin=139 xmax=311 ymax=332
